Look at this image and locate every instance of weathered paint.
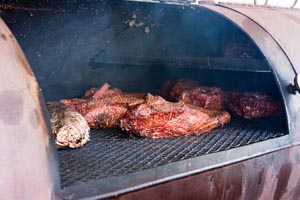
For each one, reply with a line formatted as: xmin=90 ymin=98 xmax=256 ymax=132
xmin=0 ymin=19 xmax=61 ymax=199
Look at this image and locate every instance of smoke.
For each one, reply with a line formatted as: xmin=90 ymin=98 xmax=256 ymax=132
xmin=4 ymin=0 xmax=267 ymax=101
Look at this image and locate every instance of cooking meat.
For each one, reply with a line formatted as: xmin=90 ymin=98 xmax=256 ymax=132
xmin=62 ymin=83 xmax=145 ymax=129
xmin=120 ymin=94 xmax=230 ymax=138
xmin=61 ymin=97 xmax=124 ymax=128
xmin=74 ymin=100 xmax=127 ymax=129
xmin=61 ymin=98 xmax=87 ymax=111
xmin=225 ymin=92 xmax=283 ymax=119
xmin=161 ymin=79 xmax=199 ymax=101
xmin=123 ymin=92 xmax=147 ymax=99
xmin=161 ymin=80 xmax=283 ymax=117
xmin=179 ymin=86 xmax=225 ymax=111
xmin=160 ymin=80 xmax=176 ymax=101
xmin=169 ymin=79 xmax=200 ymax=101
xmin=161 ymin=80 xmax=225 ymax=111
xmin=46 ymin=102 xmax=90 ymax=148
xmin=83 ymin=83 xmax=122 ymax=100
xmin=61 ymin=94 xmax=145 ymax=128
xmin=83 ymin=87 xmax=97 ymax=99
xmin=222 ymin=35 xmax=261 ymax=59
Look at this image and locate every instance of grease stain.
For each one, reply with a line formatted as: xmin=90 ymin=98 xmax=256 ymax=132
xmin=0 ymin=90 xmax=23 ymax=125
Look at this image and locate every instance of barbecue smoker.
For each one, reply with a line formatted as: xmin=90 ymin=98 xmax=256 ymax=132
xmin=1 ymin=0 xmax=300 ymax=199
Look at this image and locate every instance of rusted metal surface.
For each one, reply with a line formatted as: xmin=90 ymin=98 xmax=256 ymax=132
xmin=0 ymin=19 xmax=61 ymax=199
xmin=109 ymin=145 xmax=300 ymax=200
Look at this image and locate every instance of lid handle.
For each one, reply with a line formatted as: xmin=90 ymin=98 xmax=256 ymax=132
xmin=288 ymin=73 xmax=300 ymax=94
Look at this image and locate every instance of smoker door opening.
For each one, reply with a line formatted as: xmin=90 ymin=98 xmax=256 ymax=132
xmin=1 ymin=0 xmax=289 ymax=195
xmin=57 ymin=69 xmax=287 ymax=188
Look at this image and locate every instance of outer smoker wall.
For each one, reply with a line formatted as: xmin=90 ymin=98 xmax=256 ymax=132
xmin=0 ymin=19 xmax=61 ymax=199
xmin=109 ymin=145 xmax=300 ymax=200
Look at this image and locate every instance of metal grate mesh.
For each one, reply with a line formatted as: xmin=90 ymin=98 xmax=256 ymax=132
xmin=58 ymin=118 xmax=287 ymax=188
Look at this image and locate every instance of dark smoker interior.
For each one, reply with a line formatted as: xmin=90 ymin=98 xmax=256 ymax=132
xmin=1 ymin=0 xmax=288 ymax=189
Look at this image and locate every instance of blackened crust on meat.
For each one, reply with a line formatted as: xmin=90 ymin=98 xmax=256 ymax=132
xmin=225 ymin=92 xmax=283 ymax=119
xmin=120 ymin=94 xmax=230 ymax=138
xmin=180 ymin=86 xmax=225 ymax=111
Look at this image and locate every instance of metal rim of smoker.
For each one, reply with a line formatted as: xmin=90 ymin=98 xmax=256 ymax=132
xmin=1 ymin=1 xmax=299 ymax=199
xmin=0 ymin=19 xmax=61 ymax=199
xmin=0 ymin=1 xmax=299 ymax=199
xmin=61 ymin=3 xmax=300 ymax=200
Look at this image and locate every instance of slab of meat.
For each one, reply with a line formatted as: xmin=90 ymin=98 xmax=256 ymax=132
xmin=179 ymin=86 xmax=225 ymax=111
xmin=46 ymin=102 xmax=90 ymax=148
xmin=120 ymin=94 xmax=230 ymax=138
xmin=83 ymin=83 xmax=122 ymax=100
xmin=160 ymin=80 xmax=176 ymax=101
xmin=61 ymin=94 xmax=145 ymax=129
xmin=161 ymin=79 xmax=199 ymax=101
xmin=83 ymin=87 xmax=98 ymax=99
xmin=225 ymin=92 xmax=283 ymax=119
xmin=161 ymin=80 xmax=225 ymax=111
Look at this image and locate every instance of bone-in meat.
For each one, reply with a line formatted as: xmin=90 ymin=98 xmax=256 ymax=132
xmin=46 ymin=102 xmax=90 ymax=148
xmin=225 ymin=92 xmax=283 ymax=119
xmin=120 ymin=94 xmax=230 ymax=138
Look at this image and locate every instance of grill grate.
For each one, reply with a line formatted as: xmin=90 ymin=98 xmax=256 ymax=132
xmin=58 ymin=118 xmax=287 ymax=188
